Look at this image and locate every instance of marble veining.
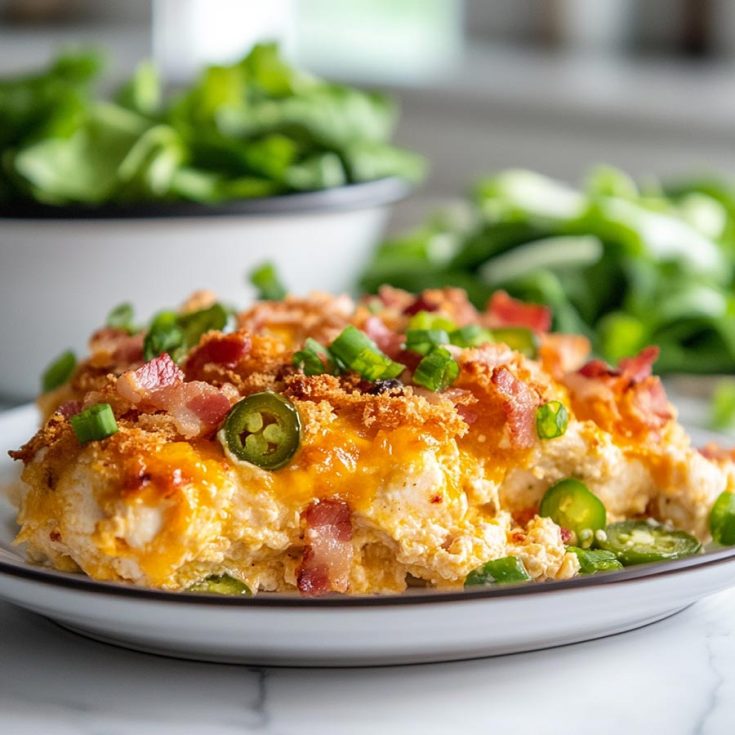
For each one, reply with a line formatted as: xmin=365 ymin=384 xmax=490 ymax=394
xmin=2 ymin=590 xmax=735 ymax=735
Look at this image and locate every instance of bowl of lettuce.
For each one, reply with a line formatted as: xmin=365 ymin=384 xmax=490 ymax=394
xmin=362 ymin=166 xmax=735 ymax=375
xmin=0 ymin=46 xmax=423 ymax=399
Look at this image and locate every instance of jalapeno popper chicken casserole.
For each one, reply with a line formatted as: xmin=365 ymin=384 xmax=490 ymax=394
xmin=10 ymin=282 xmax=735 ymax=596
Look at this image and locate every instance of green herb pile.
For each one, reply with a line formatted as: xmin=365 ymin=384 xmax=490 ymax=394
xmin=0 ymin=45 xmax=424 ymax=207
xmin=362 ymin=166 xmax=735 ymax=373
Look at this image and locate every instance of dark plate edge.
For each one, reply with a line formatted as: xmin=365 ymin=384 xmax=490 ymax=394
xmin=0 ymin=178 xmax=412 ymax=220
xmin=2 ymin=545 xmax=735 ymax=608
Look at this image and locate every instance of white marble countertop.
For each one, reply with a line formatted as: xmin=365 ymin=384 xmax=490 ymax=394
xmin=1 ymin=589 xmax=734 ymax=734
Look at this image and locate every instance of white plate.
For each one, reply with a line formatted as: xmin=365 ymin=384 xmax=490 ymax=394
xmin=1 ymin=403 xmax=735 ymax=667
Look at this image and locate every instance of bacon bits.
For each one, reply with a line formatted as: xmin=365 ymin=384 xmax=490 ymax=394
xmin=362 ymin=316 xmax=404 ymax=360
xmin=297 ymin=499 xmax=353 ymax=596
xmin=117 ymin=353 xmax=184 ymax=404
xmin=89 ymin=327 xmax=144 ymax=366
xmin=117 ymin=353 xmax=232 ymax=438
xmin=565 ymin=346 xmax=672 ymax=436
xmin=486 ymin=291 xmax=552 ymax=333
xmin=491 ymin=366 xmax=540 ymax=448
xmin=185 ymin=333 xmax=250 ymax=380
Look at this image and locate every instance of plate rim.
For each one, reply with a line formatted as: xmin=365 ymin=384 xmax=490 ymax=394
xmin=2 ymin=540 xmax=735 ymax=609
xmin=3 ymin=404 xmax=735 ymax=609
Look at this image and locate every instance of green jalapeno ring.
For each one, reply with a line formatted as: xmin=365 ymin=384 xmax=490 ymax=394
xmin=598 ymin=520 xmax=701 ymax=565
xmin=188 ymin=573 xmax=251 ymax=596
xmin=221 ymin=392 xmax=301 ymax=470
xmin=464 ymin=556 xmax=531 ymax=587
xmin=709 ymin=491 xmax=735 ymax=546
xmin=539 ymin=478 xmax=606 ymax=547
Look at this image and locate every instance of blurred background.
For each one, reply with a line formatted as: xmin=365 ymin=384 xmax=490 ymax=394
xmin=3 ymin=0 xmax=735 ymax=225
xmin=6 ymin=0 xmax=735 ymax=410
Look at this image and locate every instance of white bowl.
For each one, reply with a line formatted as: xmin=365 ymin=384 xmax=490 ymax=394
xmin=0 ymin=179 xmax=409 ymax=400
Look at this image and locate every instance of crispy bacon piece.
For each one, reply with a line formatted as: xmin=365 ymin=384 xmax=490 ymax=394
xmin=363 ymin=316 xmax=405 ymax=360
xmin=151 ymin=382 xmax=232 ymax=438
xmin=486 ymin=291 xmax=552 ymax=333
xmin=185 ymin=333 xmax=250 ymax=380
xmin=491 ymin=366 xmax=540 ymax=448
xmin=538 ymin=333 xmax=591 ymax=379
xmin=564 ymin=346 xmax=672 ymax=436
xmin=699 ymin=444 xmax=735 ymax=463
xmin=56 ymin=401 xmax=82 ymax=419
xmin=403 ymin=294 xmax=440 ymax=316
xmin=619 ymin=345 xmax=659 ymax=383
xmin=297 ymin=499 xmax=353 ymax=596
xmin=117 ymin=353 xmax=184 ymax=404
xmin=117 ymin=354 xmax=232 ymax=437
xmin=89 ymin=327 xmax=144 ymax=367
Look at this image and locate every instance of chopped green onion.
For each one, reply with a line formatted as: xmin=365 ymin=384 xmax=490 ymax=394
xmin=178 ymin=303 xmax=229 ymax=347
xmin=41 ymin=350 xmax=76 ymax=393
xmin=709 ymin=491 xmax=735 ymax=545
xmin=143 ymin=303 xmax=228 ymax=362
xmin=70 ymin=403 xmax=118 ymax=445
xmin=143 ymin=310 xmax=185 ymax=361
xmin=567 ymin=546 xmax=623 ymax=574
xmin=407 ymin=311 xmax=457 ymax=332
xmin=106 ymin=302 xmax=136 ymax=333
xmin=249 ymin=261 xmax=287 ymax=301
xmin=536 ymin=401 xmax=569 ymax=440
xmin=449 ymin=324 xmax=494 ymax=348
xmin=293 ymin=338 xmax=337 ymax=376
xmin=328 ymin=325 xmax=404 ymax=381
xmin=188 ymin=574 xmax=251 ymax=596
xmin=465 ymin=556 xmax=531 ymax=586
xmin=405 ymin=328 xmax=449 ymax=356
xmin=492 ymin=327 xmax=539 ymax=358
xmin=413 ymin=347 xmax=459 ymax=391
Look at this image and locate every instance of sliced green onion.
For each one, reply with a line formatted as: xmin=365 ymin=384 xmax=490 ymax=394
xmin=106 ymin=302 xmax=136 ymax=333
xmin=249 ymin=261 xmax=287 ymax=301
xmin=536 ymin=401 xmax=569 ymax=440
xmin=329 ymin=325 xmax=403 ymax=381
xmin=293 ymin=338 xmax=337 ymax=376
xmin=492 ymin=327 xmax=539 ymax=358
xmin=405 ymin=328 xmax=449 ymax=356
xmin=709 ymin=491 xmax=735 ymax=545
xmin=188 ymin=573 xmax=251 ymax=596
xmin=70 ymin=403 xmax=118 ymax=445
xmin=465 ymin=556 xmax=531 ymax=586
xmin=143 ymin=303 xmax=229 ymax=362
xmin=413 ymin=347 xmax=459 ymax=391
xmin=178 ymin=303 xmax=228 ymax=347
xmin=143 ymin=310 xmax=185 ymax=361
xmin=407 ymin=310 xmax=457 ymax=332
xmin=567 ymin=546 xmax=623 ymax=574
xmin=449 ymin=325 xmax=494 ymax=348
xmin=41 ymin=350 xmax=76 ymax=393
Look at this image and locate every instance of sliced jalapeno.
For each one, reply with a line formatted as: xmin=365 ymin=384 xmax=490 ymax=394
xmin=709 ymin=491 xmax=735 ymax=546
xmin=492 ymin=327 xmax=539 ymax=359
xmin=567 ymin=546 xmax=623 ymax=574
xmin=188 ymin=574 xmax=251 ymax=596
xmin=221 ymin=392 xmax=300 ymax=470
xmin=464 ymin=556 xmax=531 ymax=586
xmin=598 ymin=520 xmax=701 ymax=565
xmin=539 ymin=478 xmax=606 ymax=547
